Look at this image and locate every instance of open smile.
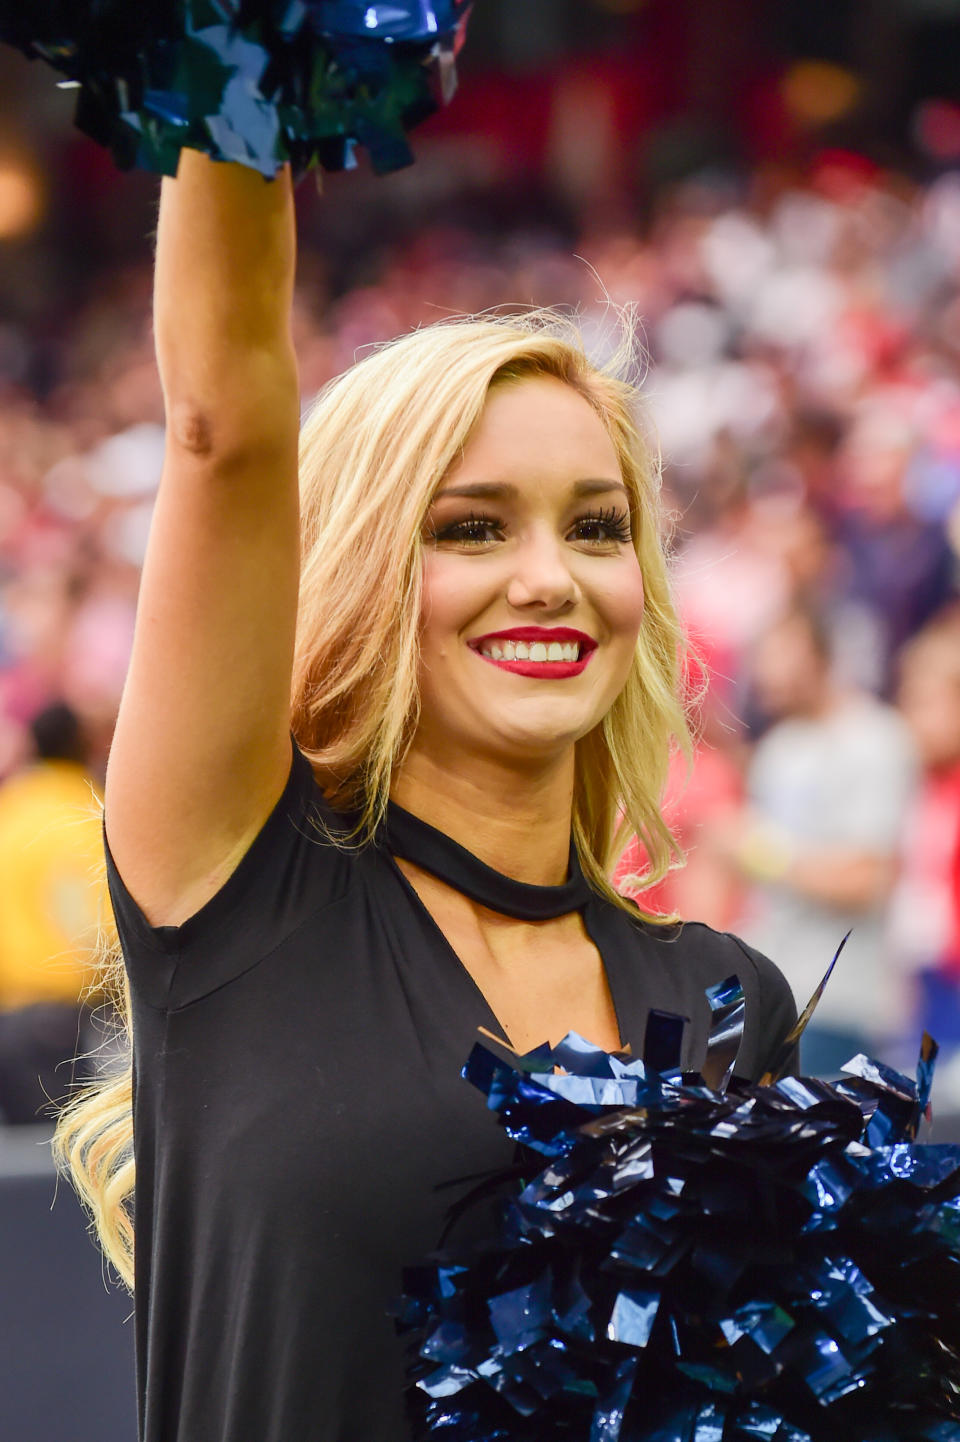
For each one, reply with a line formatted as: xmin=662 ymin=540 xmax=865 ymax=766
xmin=467 ymin=627 xmax=597 ymax=678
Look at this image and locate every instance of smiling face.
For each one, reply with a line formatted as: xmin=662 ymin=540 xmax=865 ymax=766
xmin=407 ymin=375 xmax=646 ymax=776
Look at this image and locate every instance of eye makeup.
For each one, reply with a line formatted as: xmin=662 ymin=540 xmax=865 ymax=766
xmin=426 ymin=506 xmax=633 ymax=548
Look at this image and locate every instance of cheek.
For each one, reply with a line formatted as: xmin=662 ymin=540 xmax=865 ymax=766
xmin=418 ymin=554 xmax=487 ymax=656
xmin=418 ymin=556 xmax=455 ymax=651
xmin=599 ymin=563 xmax=645 ymax=639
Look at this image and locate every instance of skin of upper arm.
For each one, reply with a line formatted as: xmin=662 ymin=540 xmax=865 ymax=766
xmin=105 ymin=368 xmax=301 ymax=928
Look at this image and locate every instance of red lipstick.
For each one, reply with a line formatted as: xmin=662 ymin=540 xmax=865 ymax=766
xmin=467 ymin=627 xmax=597 ymax=679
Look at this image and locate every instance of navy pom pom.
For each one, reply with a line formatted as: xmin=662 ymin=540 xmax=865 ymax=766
xmin=397 ymin=992 xmax=960 ymax=1441
xmin=0 ymin=1 xmax=473 ymax=176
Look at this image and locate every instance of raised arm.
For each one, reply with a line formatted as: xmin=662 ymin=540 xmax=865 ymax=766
xmin=104 ymin=151 xmax=301 ymax=927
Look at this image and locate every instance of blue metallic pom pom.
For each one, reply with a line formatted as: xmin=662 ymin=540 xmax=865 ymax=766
xmin=396 ymin=972 xmax=960 ymax=1442
xmin=0 ymin=1 xmax=473 ymax=176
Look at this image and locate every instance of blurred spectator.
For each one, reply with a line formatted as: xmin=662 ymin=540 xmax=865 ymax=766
xmin=0 ymin=702 xmax=108 ymax=1124
xmin=726 ymin=607 xmax=917 ymax=1076
xmin=836 ymin=407 xmax=959 ymax=694
xmin=780 ymin=409 xmax=846 ymax=525
xmin=889 ymin=612 xmax=960 ymax=1063
xmin=670 ymin=469 xmax=791 ymax=669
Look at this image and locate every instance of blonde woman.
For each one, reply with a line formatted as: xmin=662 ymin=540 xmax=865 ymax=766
xmin=56 ymin=152 xmax=797 ymax=1442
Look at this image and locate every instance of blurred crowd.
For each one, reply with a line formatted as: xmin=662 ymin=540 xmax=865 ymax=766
xmin=0 ymin=151 xmax=959 ymax=1119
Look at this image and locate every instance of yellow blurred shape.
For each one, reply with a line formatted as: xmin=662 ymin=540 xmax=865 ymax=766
xmin=0 ymin=761 xmax=113 ymax=1008
xmin=781 ymin=61 xmax=862 ymax=128
xmin=0 ymin=158 xmax=43 ymax=240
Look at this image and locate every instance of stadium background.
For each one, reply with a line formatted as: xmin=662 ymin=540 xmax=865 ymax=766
xmin=1 ymin=4 xmax=959 ymax=1438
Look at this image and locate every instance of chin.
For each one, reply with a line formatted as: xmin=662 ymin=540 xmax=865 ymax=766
xmin=478 ymin=710 xmax=601 ymax=759
xmin=415 ymin=680 xmax=619 ymax=767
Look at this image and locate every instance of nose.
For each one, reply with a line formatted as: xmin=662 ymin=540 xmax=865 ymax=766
xmin=505 ymin=528 xmax=581 ymax=613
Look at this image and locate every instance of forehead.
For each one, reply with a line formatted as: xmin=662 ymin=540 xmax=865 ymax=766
xmin=442 ymin=375 xmax=623 ymax=494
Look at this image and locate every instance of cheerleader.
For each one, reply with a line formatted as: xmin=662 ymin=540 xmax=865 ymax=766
xmin=56 ymin=152 xmax=796 ymax=1442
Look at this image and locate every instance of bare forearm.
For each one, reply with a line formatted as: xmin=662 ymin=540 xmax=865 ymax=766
xmin=784 ymin=851 xmax=897 ymax=910
xmin=728 ymin=818 xmax=898 ymax=910
xmin=153 ymin=150 xmax=297 ymax=438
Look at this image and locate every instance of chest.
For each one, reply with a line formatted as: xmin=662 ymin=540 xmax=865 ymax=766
xmin=138 ymin=879 xmax=754 ymax=1246
xmin=394 ymin=859 xmax=623 ymax=1053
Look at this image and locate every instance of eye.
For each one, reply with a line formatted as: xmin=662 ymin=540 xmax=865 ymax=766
xmin=428 ymin=512 xmax=506 ymax=547
xmin=570 ymin=506 xmax=633 ymax=546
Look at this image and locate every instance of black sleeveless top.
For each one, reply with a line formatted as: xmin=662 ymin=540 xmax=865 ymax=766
xmin=105 ymin=739 xmax=798 ymax=1442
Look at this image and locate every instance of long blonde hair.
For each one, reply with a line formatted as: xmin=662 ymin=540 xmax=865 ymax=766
xmin=54 ymin=308 xmax=691 ymax=1292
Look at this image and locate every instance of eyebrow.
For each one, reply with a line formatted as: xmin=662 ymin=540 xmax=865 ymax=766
xmin=433 ymin=478 xmax=629 ymax=502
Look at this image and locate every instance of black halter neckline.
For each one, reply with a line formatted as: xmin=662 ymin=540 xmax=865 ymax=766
xmin=382 ymin=802 xmax=594 ymax=921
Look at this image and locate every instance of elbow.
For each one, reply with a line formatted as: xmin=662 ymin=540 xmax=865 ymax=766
xmin=167 ymin=404 xmax=217 ymax=458
xmin=162 ymin=353 xmax=299 ymax=467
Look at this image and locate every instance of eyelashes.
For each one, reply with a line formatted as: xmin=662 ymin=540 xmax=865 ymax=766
xmin=573 ymin=506 xmax=633 ymax=545
xmin=428 ymin=507 xmax=633 ymax=547
xmin=428 ymin=513 xmax=505 ymax=546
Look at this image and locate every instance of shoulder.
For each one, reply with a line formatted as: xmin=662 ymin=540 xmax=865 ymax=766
xmin=189 ymin=737 xmax=364 ymax=909
xmin=754 ymin=697 xmax=915 ymax=771
xmin=652 ymin=916 xmax=792 ymax=994
xmin=173 ymin=737 xmax=357 ymax=900
xmin=610 ymin=909 xmax=799 ymax=1079
xmin=831 ymin=697 xmax=918 ymax=782
xmin=640 ymin=914 xmax=796 ymax=1028
xmin=693 ymin=921 xmax=794 ymax=1002
xmin=748 ymin=719 xmax=807 ymax=767
xmin=106 ymin=737 xmax=365 ymax=1007
xmin=677 ymin=920 xmax=799 ymax=1077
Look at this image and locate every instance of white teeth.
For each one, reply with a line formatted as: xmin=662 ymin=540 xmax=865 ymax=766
xmin=478 ymin=638 xmax=584 ymax=662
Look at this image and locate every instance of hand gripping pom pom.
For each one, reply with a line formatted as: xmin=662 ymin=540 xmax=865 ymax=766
xmin=395 ymin=950 xmax=960 ymax=1442
xmin=0 ymin=1 xmax=473 ymax=177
